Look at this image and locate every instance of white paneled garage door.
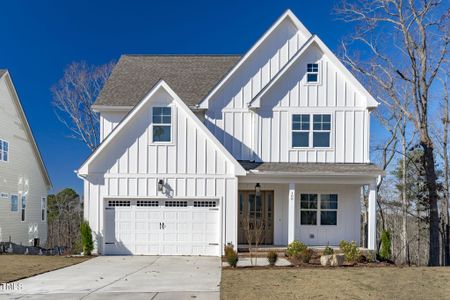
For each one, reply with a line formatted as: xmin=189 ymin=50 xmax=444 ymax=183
xmin=104 ymin=199 xmax=220 ymax=256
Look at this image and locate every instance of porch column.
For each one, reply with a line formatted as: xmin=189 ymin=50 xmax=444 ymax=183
xmin=368 ymin=180 xmax=377 ymax=250
xmin=288 ymin=183 xmax=296 ymax=244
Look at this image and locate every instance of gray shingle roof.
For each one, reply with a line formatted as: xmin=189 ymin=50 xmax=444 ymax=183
xmin=239 ymin=161 xmax=384 ymax=175
xmin=94 ymin=55 xmax=241 ymax=107
xmin=0 ymin=70 xmax=7 ymax=77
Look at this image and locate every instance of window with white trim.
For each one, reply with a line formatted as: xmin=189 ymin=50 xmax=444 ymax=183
xmin=0 ymin=139 xmax=9 ymax=162
xmin=41 ymin=197 xmax=47 ymax=221
xmin=320 ymin=194 xmax=338 ymax=225
xmin=313 ymin=114 xmax=331 ymax=147
xmin=300 ymin=194 xmax=317 ymax=225
xmin=21 ymin=195 xmax=26 ymax=221
xmin=292 ymin=114 xmax=331 ymax=148
xmin=306 ymin=63 xmax=319 ymax=83
xmin=11 ymin=194 xmax=18 ymax=212
xmin=300 ymin=194 xmax=338 ymax=226
xmin=152 ymin=107 xmax=171 ymax=142
xmin=292 ymin=114 xmax=310 ymax=148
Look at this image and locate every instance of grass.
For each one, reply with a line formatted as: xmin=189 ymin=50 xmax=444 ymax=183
xmin=0 ymin=254 xmax=91 ymax=283
xmin=221 ymin=267 xmax=450 ymax=300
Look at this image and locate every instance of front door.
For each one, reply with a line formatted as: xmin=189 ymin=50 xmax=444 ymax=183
xmin=238 ymin=191 xmax=274 ymax=245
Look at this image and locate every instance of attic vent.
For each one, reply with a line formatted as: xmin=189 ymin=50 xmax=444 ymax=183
xmin=108 ymin=200 xmax=131 ymax=207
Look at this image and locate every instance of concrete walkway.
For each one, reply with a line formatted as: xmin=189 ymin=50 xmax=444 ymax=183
xmin=0 ymin=256 xmax=221 ymax=300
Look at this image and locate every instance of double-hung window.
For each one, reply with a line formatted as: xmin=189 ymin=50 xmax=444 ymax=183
xmin=306 ymin=63 xmax=319 ymax=83
xmin=0 ymin=139 xmax=9 ymax=162
xmin=11 ymin=194 xmax=18 ymax=212
xmin=41 ymin=197 xmax=47 ymax=221
xmin=152 ymin=107 xmax=171 ymax=142
xmin=313 ymin=114 xmax=331 ymax=147
xmin=300 ymin=194 xmax=317 ymax=225
xmin=292 ymin=114 xmax=331 ymax=148
xmin=292 ymin=114 xmax=310 ymax=147
xmin=300 ymin=194 xmax=338 ymax=226
xmin=21 ymin=195 xmax=26 ymax=221
xmin=320 ymin=194 xmax=338 ymax=225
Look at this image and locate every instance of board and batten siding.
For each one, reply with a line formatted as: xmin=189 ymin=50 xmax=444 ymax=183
xmin=84 ymin=88 xmax=239 ymax=253
xmin=0 ymin=75 xmax=48 ymax=246
xmin=205 ymin=43 xmax=370 ymax=163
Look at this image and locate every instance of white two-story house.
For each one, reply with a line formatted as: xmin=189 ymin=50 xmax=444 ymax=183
xmin=78 ymin=10 xmax=383 ymax=256
xmin=0 ymin=70 xmax=52 ymax=246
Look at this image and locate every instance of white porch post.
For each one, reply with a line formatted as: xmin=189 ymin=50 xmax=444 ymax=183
xmin=288 ymin=183 xmax=296 ymax=244
xmin=368 ymin=180 xmax=377 ymax=250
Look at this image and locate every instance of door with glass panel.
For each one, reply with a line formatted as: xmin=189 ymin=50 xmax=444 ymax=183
xmin=238 ymin=191 xmax=274 ymax=245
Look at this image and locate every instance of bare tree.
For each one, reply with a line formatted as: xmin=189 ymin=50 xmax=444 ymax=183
xmin=336 ymin=0 xmax=449 ymax=266
xmin=51 ymin=61 xmax=115 ymax=151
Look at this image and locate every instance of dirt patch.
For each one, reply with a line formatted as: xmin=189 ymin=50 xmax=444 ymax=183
xmin=221 ymin=267 xmax=450 ymax=300
xmin=0 ymin=254 xmax=91 ymax=283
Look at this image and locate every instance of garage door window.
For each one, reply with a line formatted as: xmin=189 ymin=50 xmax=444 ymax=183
xmin=194 ymin=201 xmax=217 ymax=207
xmin=137 ymin=200 xmax=159 ymax=207
xmin=108 ymin=200 xmax=131 ymax=207
xmin=165 ymin=200 xmax=188 ymax=207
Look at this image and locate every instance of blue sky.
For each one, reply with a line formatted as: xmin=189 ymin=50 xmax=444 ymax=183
xmin=0 ymin=0 xmax=382 ymax=195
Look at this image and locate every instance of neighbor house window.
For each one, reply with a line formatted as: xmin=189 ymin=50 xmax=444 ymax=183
xmin=306 ymin=63 xmax=319 ymax=83
xmin=21 ymin=195 xmax=26 ymax=221
xmin=300 ymin=194 xmax=317 ymax=225
xmin=11 ymin=194 xmax=18 ymax=212
xmin=152 ymin=107 xmax=171 ymax=142
xmin=300 ymin=194 xmax=338 ymax=226
xmin=41 ymin=197 xmax=47 ymax=221
xmin=292 ymin=114 xmax=331 ymax=148
xmin=0 ymin=139 xmax=9 ymax=162
xmin=292 ymin=114 xmax=310 ymax=147
xmin=320 ymin=194 xmax=338 ymax=225
xmin=313 ymin=114 xmax=331 ymax=147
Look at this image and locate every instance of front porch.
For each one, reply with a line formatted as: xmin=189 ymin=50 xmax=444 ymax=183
xmin=236 ymin=162 xmax=382 ymax=251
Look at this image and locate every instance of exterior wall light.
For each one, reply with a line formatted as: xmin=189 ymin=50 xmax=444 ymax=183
xmin=255 ymin=183 xmax=261 ymax=197
xmin=158 ymin=179 xmax=164 ymax=192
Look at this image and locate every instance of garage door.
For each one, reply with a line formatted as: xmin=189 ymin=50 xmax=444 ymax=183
xmin=104 ymin=199 xmax=220 ymax=256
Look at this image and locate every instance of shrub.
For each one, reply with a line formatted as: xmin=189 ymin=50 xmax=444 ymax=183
xmin=267 ymin=251 xmax=278 ymax=266
xmin=323 ymin=245 xmax=334 ymax=256
xmin=339 ymin=240 xmax=360 ymax=262
xmin=286 ymin=241 xmax=307 ymax=257
xmin=224 ymin=244 xmax=238 ymax=268
xmin=380 ymin=230 xmax=392 ymax=261
xmin=300 ymin=248 xmax=313 ymax=263
xmin=80 ymin=221 xmax=94 ymax=255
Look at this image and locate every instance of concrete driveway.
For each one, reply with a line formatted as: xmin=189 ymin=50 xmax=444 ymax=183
xmin=1 ymin=256 xmax=221 ymax=300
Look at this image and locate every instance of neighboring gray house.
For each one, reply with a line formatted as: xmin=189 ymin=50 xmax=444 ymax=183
xmin=0 ymin=70 xmax=52 ymax=246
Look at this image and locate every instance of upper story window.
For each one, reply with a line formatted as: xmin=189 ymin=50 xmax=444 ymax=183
xmin=152 ymin=107 xmax=171 ymax=142
xmin=0 ymin=139 xmax=9 ymax=162
xmin=313 ymin=114 xmax=331 ymax=147
xmin=292 ymin=114 xmax=331 ymax=148
xmin=41 ymin=197 xmax=47 ymax=221
xmin=292 ymin=114 xmax=310 ymax=147
xmin=306 ymin=63 xmax=319 ymax=83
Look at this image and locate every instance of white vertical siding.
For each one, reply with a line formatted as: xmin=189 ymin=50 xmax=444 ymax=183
xmin=85 ymin=88 xmax=240 ymax=253
xmin=206 ymin=42 xmax=371 ymax=163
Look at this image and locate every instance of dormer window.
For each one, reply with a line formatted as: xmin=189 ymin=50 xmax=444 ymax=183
xmin=306 ymin=63 xmax=319 ymax=83
xmin=152 ymin=107 xmax=171 ymax=142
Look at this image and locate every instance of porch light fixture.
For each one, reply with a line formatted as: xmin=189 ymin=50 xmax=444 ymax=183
xmin=158 ymin=179 xmax=164 ymax=192
xmin=255 ymin=183 xmax=261 ymax=197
